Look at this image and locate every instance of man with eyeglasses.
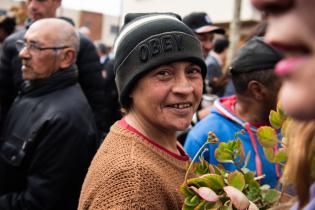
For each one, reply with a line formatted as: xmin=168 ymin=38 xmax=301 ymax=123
xmin=0 ymin=0 xmax=110 ymax=140
xmin=0 ymin=18 xmax=97 ymax=210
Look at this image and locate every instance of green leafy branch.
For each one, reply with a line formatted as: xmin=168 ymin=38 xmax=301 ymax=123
xmin=181 ymin=130 xmax=281 ymax=209
xmin=257 ymin=104 xmax=289 ymax=165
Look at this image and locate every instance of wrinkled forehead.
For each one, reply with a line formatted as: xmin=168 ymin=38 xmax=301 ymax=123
xmin=25 ymin=24 xmax=55 ymax=44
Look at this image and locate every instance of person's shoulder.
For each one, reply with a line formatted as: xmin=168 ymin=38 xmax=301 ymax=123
xmin=187 ymin=109 xmax=233 ymax=143
xmin=77 ymin=31 xmax=94 ymax=48
xmin=193 ymin=110 xmax=225 ymax=131
xmin=2 ymin=29 xmax=26 ymax=51
xmin=5 ymin=28 xmax=25 ymax=42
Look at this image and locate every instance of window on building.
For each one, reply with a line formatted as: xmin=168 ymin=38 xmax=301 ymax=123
xmin=110 ymin=25 xmax=119 ymax=35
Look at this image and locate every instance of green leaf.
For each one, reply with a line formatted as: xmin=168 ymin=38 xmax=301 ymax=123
xmin=215 ymin=140 xmax=245 ymax=163
xmin=179 ymin=184 xmax=195 ymax=197
xmin=182 ymin=205 xmax=194 ymax=210
xmin=220 ymin=206 xmax=232 ymax=210
xmin=193 ymin=200 xmax=206 ymax=210
xmin=212 ymin=164 xmax=226 ymax=176
xmin=257 ymin=126 xmax=279 ymax=148
xmin=269 ymin=110 xmax=283 ymax=129
xmin=275 ymin=148 xmax=288 ymax=163
xmin=184 ymin=195 xmax=200 ymax=207
xmin=228 ymin=171 xmax=246 ymax=191
xmin=246 ymin=181 xmax=262 ymax=202
xmin=214 ymin=149 xmax=234 ymax=163
xmin=194 ymin=161 xmax=210 ymax=175
xmin=244 ymin=171 xmax=256 ymax=184
xmin=238 ymin=140 xmax=245 ymax=165
xmin=204 ymin=200 xmax=222 ymax=209
xmin=187 ymin=177 xmax=210 ymax=188
xmin=263 ymin=147 xmax=275 ymax=162
xmin=200 ymin=174 xmax=225 ymax=191
xmin=262 ymin=189 xmax=281 ymax=204
xmin=277 ymin=104 xmax=286 ymax=120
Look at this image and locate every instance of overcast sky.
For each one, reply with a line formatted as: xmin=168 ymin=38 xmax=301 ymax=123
xmin=61 ymin=0 xmax=122 ymax=16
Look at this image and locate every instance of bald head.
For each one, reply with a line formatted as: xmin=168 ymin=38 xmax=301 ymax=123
xmin=20 ymin=18 xmax=80 ymax=80
xmin=28 ymin=18 xmax=79 ymax=54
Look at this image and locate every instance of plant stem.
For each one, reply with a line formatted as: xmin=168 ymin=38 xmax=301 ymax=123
xmin=184 ymin=142 xmax=210 ymax=183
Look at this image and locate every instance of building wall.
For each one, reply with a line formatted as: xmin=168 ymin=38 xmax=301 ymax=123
xmin=58 ymin=8 xmax=80 ymax=27
xmin=79 ymin=11 xmax=103 ymax=41
xmin=101 ymin=15 xmax=120 ymax=47
xmin=0 ymin=0 xmax=13 ymax=11
xmin=59 ymin=8 xmax=119 ymax=46
xmin=122 ymin=0 xmax=261 ymax=23
xmin=0 ymin=0 xmax=261 ymax=47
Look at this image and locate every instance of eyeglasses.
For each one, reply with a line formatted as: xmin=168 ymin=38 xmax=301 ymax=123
xmin=16 ymin=40 xmax=70 ymax=54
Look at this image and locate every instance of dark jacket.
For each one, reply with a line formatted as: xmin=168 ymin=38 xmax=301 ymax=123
xmin=101 ymin=59 xmax=122 ymax=134
xmin=0 ymin=66 xmax=97 ymax=210
xmin=0 ymin=24 xmax=108 ymax=139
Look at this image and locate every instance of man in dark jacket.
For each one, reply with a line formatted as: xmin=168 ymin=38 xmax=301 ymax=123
xmin=95 ymin=42 xmax=122 ymax=133
xmin=0 ymin=18 xmax=97 ymax=210
xmin=0 ymin=0 xmax=109 ymax=139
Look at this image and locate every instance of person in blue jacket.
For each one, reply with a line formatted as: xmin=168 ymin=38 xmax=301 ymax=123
xmin=184 ymin=37 xmax=283 ymax=187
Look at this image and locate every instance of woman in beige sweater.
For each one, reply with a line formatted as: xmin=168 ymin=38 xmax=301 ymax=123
xmin=79 ymin=13 xmax=206 ymax=210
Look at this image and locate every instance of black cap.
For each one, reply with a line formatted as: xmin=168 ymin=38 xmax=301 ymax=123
xmin=183 ymin=12 xmax=225 ymax=34
xmin=114 ymin=13 xmax=206 ymax=107
xmin=229 ymin=37 xmax=283 ymax=74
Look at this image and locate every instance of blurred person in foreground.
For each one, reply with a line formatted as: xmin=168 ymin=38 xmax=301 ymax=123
xmin=184 ymin=37 xmax=283 ymax=188
xmin=0 ymin=0 xmax=107 ymax=140
xmin=79 ymin=13 xmax=206 ymax=209
xmin=0 ymin=18 xmax=97 ymax=210
xmin=251 ymin=0 xmax=315 ymax=209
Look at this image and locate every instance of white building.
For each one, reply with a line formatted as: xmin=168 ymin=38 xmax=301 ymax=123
xmin=0 ymin=0 xmax=120 ymax=46
xmin=121 ymin=0 xmax=261 ymax=23
xmin=0 ymin=0 xmax=263 ymax=46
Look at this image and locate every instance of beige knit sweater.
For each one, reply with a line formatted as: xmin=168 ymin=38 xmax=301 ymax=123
xmin=79 ymin=119 xmax=189 ymax=210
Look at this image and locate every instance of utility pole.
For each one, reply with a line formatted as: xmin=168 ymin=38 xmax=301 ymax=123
xmin=227 ymin=0 xmax=242 ymax=69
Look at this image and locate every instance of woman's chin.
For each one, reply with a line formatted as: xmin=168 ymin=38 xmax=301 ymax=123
xmin=280 ymin=85 xmax=315 ymax=120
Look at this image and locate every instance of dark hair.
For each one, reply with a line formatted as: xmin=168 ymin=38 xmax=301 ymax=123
xmin=213 ymin=38 xmax=229 ymax=53
xmin=0 ymin=15 xmax=16 ymax=35
xmin=231 ymin=68 xmax=277 ymax=94
xmin=95 ymin=43 xmax=108 ymax=54
xmin=58 ymin=16 xmax=75 ymax=26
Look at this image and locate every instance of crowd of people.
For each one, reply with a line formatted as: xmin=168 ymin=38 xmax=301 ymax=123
xmin=0 ymin=0 xmax=314 ymax=209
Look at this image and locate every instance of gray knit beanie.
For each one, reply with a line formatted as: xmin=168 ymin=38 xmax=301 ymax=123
xmin=114 ymin=13 xmax=206 ymax=107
